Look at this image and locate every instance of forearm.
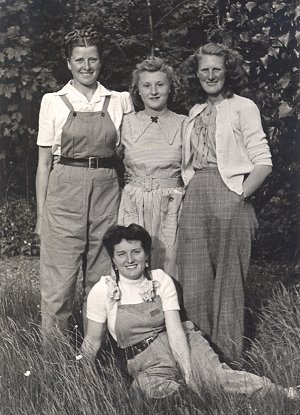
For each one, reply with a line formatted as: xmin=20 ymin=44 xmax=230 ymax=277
xmin=169 ymin=332 xmax=192 ymax=383
xmin=243 ymin=165 xmax=272 ymax=198
xmin=36 ymin=164 xmax=51 ymax=218
xmin=35 ymin=147 xmax=53 ymax=235
xmin=81 ymin=320 xmax=106 ymax=361
xmin=81 ymin=336 xmax=102 ymax=361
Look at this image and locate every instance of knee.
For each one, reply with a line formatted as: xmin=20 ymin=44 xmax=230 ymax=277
xmin=131 ymin=376 xmax=182 ymax=400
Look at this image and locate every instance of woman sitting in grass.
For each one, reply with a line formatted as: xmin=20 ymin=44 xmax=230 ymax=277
xmin=81 ymin=223 xmax=299 ymax=400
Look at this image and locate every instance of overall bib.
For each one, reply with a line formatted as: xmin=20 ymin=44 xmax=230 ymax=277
xmin=114 ymin=296 xmax=182 ymax=399
xmin=40 ymin=95 xmax=120 ymax=333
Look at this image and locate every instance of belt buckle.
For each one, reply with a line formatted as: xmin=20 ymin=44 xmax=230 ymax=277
xmin=88 ymin=157 xmax=98 ymax=169
xmin=144 ymin=335 xmax=155 ymax=346
xmin=143 ymin=177 xmax=152 ymax=192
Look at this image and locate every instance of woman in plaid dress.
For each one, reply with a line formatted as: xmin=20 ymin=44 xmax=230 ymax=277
xmin=178 ymin=43 xmax=272 ymax=362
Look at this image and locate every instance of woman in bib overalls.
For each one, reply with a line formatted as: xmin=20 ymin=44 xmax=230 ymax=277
xmin=35 ymin=29 xmax=132 ymax=336
xmin=81 ymin=224 xmax=298 ymax=400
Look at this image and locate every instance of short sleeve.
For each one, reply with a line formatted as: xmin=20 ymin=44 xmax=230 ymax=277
xmin=86 ymin=278 xmax=108 ymax=323
xmin=120 ymin=91 xmax=134 ymax=115
xmin=120 ymin=113 xmax=133 ymax=142
xmin=154 ymin=270 xmax=180 ymax=312
xmin=37 ymin=93 xmax=56 ymax=147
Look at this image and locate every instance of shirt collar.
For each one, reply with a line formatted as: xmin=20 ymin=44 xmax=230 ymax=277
xmin=54 ymin=81 xmax=112 ymax=102
xmin=189 ymin=99 xmax=227 ymax=120
xmin=129 ymin=111 xmax=185 ymax=145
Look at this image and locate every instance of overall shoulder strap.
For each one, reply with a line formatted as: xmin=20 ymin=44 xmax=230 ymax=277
xmin=60 ymin=95 xmax=75 ymax=112
xmin=102 ymin=95 xmax=111 ymax=112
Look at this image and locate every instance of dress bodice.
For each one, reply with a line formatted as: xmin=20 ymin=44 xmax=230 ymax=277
xmin=121 ymin=111 xmax=186 ymax=178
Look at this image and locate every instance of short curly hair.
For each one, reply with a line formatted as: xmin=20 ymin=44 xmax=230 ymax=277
xmin=103 ymin=223 xmax=152 ymax=261
xmin=130 ymin=56 xmax=174 ymax=110
xmin=186 ymin=43 xmax=247 ymax=102
xmin=103 ymin=223 xmax=152 ymax=282
xmin=63 ymin=28 xmax=101 ymax=59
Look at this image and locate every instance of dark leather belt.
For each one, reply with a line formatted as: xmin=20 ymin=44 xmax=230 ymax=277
xmin=59 ymin=156 xmax=117 ymax=169
xmin=123 ymin=328 xmax=166 ymax=360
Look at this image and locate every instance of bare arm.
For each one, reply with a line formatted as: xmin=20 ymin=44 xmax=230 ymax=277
xmin=81 ymin=320 xmax=106 ymax=361
xmin=35 ymin=146 xmax=53 ymax=236
xmin=242 ymin=165 xmax=272 ymax=198
xmin=165 ymin=310 xmax=192 ymax=384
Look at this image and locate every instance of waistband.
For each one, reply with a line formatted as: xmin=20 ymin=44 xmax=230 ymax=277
xmin=59 ymin=156 xmax=118 ymax=169
xmin=123 ymin=328 xmax=166 ymax=360
xmin=129 ymin=176 xmax=182 ymax=191
xmin=194 ymin=164 xmax=218 ymax=172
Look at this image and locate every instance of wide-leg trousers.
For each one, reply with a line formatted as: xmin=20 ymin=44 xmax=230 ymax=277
xmin=177 ymin=169 xmax=258 ymax=361
xmin=127 ymin=322 xmax=280 ymax=399
xmin=40 ymin=164 xmax=120 ymax=334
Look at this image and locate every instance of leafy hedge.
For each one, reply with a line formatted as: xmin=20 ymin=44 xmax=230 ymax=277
xmin=0 ymin=0 xmax=298 ymax=259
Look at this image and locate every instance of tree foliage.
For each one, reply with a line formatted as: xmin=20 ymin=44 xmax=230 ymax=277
xmin=0 ymin=0 xmax=298 ymax=258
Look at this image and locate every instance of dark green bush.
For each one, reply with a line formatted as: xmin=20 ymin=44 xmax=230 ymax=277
xmin=0 ymin=0 xmax=298 ymax=260
xmin=0 ymin=199 xmax=39 ymax=257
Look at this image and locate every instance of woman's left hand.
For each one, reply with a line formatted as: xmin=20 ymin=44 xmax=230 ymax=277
xmin=242 ymin=165 xmax=272 ymax=198
xmin=116 ymin=143 xmax=125 ymax=159
xmin=52 ymin=155 xmax=60 ymax=168
xmin=124 ymin=170 xmax=131 ymax=185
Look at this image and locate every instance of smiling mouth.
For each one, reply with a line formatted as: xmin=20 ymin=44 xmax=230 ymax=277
xmin=125 ymin=264 xmax=138 ymax=269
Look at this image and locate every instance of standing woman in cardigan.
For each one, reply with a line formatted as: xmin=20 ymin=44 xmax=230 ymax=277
xmin=35 ymin=28 xmax=132 ymax=337
xmin=118 ymin=57 xmax=186 ymax=278
xmin=178 ymin=43 xmax=272 ymax=362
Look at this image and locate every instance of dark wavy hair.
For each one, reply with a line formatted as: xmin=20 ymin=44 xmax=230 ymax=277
xmin=63 ymin=28 xmax=101 ymax=59
xmin=130 ymin=56 xmax=174 ymax=110
xmin=185 ymin=43 xmax=247 ymax=103
xmin=103 ymin=223 xmax=152 ymax=282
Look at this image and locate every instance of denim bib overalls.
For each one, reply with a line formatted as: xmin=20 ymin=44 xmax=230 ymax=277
xmin=114 ymin=296 xmax=182 ymax=398
xmin=114 ymin=296 xmax=279 ymax=399
xmin=40 ymin=95 xmax=120 ymax=333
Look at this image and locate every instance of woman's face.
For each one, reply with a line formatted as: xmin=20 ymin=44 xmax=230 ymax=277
xmin=197 ymin=54 xmax=226 ymax=101
xmin=113 ymin=239 xmax=148 ymax=280
xmin=67 ymin=46 xmax=101 ymax=89
xmin=138 ymin=71 xmax=170 ymax=113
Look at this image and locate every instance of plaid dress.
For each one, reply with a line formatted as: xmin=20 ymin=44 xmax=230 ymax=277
xmin=178 ymin=106 xmax=258 ymax=362
xmin=118 ymin=111 xmax=186 ymax=278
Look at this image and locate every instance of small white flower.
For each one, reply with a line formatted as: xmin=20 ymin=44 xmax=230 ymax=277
xmin=74 ymin=325 xmax=78 ymax=329
xmin=24 ymin=370 xmax=31 ymax=376
xmin=76 ymin=354 xmax=83 ymax=361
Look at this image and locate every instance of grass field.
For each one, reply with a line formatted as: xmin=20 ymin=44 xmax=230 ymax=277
xmin=0 ymin=257 xmax=300 ymax=415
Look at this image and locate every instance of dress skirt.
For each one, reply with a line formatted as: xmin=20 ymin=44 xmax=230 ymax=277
xmin=177 ymin=168 xmax=258 ymax=361
xmin=118 ymin=181 xmax=184 ymax=278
